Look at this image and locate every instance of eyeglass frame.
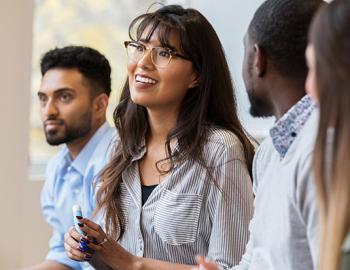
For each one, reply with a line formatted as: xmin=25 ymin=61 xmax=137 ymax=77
xmin=124 ymin=41 xmax=191 ymax=68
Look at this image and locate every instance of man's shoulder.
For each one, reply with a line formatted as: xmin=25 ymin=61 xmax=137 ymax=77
xmin=254 ymin=136 xmax=275 ymax=166
xmin=46 ymin=147 xmax=67 ymax=172
xmin=91 ymin=126 xmax=117 ymax=159
xmin=96 ymin=125 xmax=117 ymax=150
xmin=251 ymin=136 xmax=276 ymax=190
xmin=42 ymin=148 xmax=68 ymax=193
xmin=81 ymin=126 xmax=117 ymax=176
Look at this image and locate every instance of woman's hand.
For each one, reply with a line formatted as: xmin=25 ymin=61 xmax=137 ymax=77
xmin=64 ymin=226 xmax=94 ymax=262
xmin=65 ymin=217 xmax=137 ymax=269
xmin=192 ymin=256 xmax=219 ymax=270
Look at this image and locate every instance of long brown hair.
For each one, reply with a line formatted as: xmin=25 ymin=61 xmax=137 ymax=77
xmin=310 ymin=1 xmax=350 ymax=269
xmin=96 ymin=5 xmax=255 ymax=240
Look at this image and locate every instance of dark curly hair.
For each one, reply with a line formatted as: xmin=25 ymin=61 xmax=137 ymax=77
xmin=40 ymin=46 xmax=112 ymax=97
xmin=248 ymin=0 xmax=323 ymax=80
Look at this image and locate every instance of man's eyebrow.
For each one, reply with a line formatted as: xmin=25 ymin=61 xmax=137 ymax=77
xmin=37 ymin=87 xmax=75 ymax=95
xmin=54 ymin=88 xmax=75 ymax=93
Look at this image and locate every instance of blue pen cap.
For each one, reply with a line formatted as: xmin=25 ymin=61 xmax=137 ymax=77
xmin=72 ymin=205 xmax=83 ymax=234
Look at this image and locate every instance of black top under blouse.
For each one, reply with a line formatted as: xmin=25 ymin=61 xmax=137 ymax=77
xmin=141 ymin=184 xmax=158 ymax=206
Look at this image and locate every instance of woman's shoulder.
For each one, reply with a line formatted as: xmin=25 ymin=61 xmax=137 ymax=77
xmin=203 ymin=126 xmax=245 ymax=162
xmin=206 ymin=126 xmax=243 ymax=148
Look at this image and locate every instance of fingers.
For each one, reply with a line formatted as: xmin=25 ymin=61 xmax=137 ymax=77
xmin=85 ymin=240 xmax=104 ymax=252
xmin=64 ymin=228 xmax=93 ymax=262
xmin=67 ymin=226 xmax=81 ymax=242
xmin=70 ymin=218 xmax=111 ymax=255
xmin=65 ymin=241 xmax=93 ymax=261
xmin=195 ymin=256 xmax=219 ymax=270
xmin=81 ymin=218 xmax=100 ymax=231
xmin=196 ymin=256 xmax=206 ymax=265
xmin=79 ymin=218 xmax=106 ymax=244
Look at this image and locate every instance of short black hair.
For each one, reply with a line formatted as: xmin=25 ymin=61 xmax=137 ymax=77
xmin=248 ymin=0 xmax=323 ymax=80
xmin=40 ymin=46 xmax=112 ymax=96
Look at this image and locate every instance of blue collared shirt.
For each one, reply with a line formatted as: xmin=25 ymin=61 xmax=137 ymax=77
xmin=270 ymin=95 xmax=316 ymax=158
xmin=41 ymin=122 xmax=115 ymax=270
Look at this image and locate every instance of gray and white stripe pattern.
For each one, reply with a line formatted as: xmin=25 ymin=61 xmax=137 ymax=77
xmin=116 ymin=127 xmax=254 ymax=269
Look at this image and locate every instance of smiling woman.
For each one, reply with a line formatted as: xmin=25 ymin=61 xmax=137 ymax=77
xmin=64 ymin=4 xmax=255 ymax=270
xmin=127 ymin=30 xmax=198 ymax=111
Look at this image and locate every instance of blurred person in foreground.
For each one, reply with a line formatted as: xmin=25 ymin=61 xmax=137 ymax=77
xmin=306 ymin=0 xmax=350 ymax=269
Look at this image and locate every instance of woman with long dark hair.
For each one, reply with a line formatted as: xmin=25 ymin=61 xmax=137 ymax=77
xmin=64 ymin=5 xmax=254 ymax=269
xmin=305 ymin=0 xmax=350 ymax=269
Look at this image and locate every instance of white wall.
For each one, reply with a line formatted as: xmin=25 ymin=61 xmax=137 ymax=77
xmin=0 ymin=1 xmax=51 ymax=269
xmin=0 ymin=0 xmax=32 ymax=268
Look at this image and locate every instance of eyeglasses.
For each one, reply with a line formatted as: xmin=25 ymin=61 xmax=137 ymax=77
xmin=124 ymin=41 xmax=190 ymax=68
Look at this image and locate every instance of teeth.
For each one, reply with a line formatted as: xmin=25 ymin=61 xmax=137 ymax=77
xmin=136 ymin=75 xmax=156 ymax=84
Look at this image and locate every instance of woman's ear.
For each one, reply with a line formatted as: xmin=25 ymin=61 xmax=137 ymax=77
xmin=188 ymin=72 xmax=200 ymax=89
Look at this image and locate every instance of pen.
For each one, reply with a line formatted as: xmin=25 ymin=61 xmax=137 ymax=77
xmin=72 ymin=205 xmax=89 ymax=252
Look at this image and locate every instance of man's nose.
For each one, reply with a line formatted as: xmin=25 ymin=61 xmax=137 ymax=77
xmin=43 ymin=99 xmax=58 ymax=118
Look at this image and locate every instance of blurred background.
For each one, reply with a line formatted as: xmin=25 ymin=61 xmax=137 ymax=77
xmin=0 ymin=0 xmax=269 ymax=268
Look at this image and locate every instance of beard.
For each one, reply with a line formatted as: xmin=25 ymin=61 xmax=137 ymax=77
xmin=247 ymin=89 xmax=272 ymax=118
xmin=44 ymin=109 xmax=92 ymax=146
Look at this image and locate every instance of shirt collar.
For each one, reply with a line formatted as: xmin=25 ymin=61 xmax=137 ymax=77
xmin=131 ymin=138 xmax=147 ymax=162
xmin=67 ymin=122 xmax=110 ymax=175
xmin=269 ymin=95 xmax=316 ymax=158
xmin=130 ymin=136 xmax=179 ymax=162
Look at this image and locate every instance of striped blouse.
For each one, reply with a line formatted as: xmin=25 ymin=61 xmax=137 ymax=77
xmin=116 ymin=128 xmax=253 ymax=269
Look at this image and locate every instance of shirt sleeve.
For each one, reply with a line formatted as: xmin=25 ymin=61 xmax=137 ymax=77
xmin=296 ymin=152 xmax=320 ymax=268
xmin=231 ymin=148 xmax=262 ymax=270
xmin=206 ymin=145 xmax=254 ymax=269
xmin=41 ymin=161 xmax=81 ymax=270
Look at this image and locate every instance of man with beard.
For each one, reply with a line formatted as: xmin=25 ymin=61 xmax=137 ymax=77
xmin=197 ymin=0 xmax=323 ymax=269
xmin=27 ymin=46 xmax=115 ymax=270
